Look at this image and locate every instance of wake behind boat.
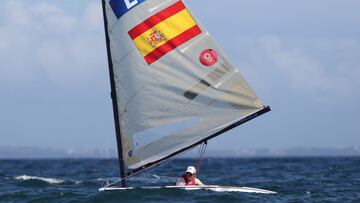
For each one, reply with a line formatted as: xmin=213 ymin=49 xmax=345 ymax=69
xmin=100 ymin=0 xmax=273 ymax=193
xmin=99 ymin=185 xmax=277 ymax=194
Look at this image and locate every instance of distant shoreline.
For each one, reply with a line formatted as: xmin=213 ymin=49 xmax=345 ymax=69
xmin=1 ymin=156 xmax=360 ymax=160
xmin=1 ymin=146 xmax=359 ymax=159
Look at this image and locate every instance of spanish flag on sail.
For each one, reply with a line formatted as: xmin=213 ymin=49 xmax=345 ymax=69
xmin=128 ymin=1 xmax=202 ymax=65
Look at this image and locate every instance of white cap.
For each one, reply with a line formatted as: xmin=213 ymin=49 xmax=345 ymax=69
xmin=185 ymin=166 xmax=196 ymax=174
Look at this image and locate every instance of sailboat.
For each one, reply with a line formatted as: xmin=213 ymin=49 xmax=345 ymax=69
xmin=100 ymin=0 xmax=274 ymax=194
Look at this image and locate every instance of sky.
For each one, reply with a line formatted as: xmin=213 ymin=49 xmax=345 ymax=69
xmin=0 ymin=0 xmax=359 ymax=152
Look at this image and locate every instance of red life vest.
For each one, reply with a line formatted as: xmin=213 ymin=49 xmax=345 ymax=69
xmin=180 ymin=174 xmax=196 ymax=186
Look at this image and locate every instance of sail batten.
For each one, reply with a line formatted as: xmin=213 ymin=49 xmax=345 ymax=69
xmin=102 ymin=0 xmax=270 ymax=178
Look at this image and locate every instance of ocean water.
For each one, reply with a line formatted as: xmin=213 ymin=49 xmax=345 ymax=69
xmin=0 ymin=157 xmax=359 ymax=202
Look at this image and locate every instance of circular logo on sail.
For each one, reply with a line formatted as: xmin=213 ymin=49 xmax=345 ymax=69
xmin=199 ymin=49 xmax=218 ymax=66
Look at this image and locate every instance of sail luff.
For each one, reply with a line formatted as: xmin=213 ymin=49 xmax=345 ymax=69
xmin=126 ymin=106 xmax=271 ymax=177
xmin=101 ymin=0 xmax=127 ymax=187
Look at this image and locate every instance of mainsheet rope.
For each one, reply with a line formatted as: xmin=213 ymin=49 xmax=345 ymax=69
xmin=194 ymin=141 xmax=207 ymax=178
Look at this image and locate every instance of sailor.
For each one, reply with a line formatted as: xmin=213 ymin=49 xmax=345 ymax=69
xmin=175 ymin=166 xmax=204 ymax=186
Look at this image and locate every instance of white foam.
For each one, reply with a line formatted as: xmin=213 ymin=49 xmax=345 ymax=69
xmin=74 ymin=180 xmax=82 ymax=184
xmin=151 ymin=174 xmax=161 ymax=179
xmin=14 ymin=175 xmax=64 ymax=184
xmin=95 ymin=177 xmax=119 ymax=182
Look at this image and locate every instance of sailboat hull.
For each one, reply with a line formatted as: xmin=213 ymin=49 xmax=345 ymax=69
xmin=99 ymin=185 xmax=276 ymax=194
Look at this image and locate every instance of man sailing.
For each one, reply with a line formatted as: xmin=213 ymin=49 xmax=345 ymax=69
xmin=175 ymin=166 xmax=204 ymax=186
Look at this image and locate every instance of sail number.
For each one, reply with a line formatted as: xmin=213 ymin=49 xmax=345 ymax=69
xmin=110 ymin=0 xmax=146 ymax=19
xmin=124 ymin=0 xmax=138 ymax=9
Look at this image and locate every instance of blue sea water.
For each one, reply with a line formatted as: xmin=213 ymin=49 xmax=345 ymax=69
xmin=0 ymin=157 xmax=359 ymax=202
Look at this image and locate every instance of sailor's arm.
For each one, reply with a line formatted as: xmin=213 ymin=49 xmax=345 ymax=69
xmin=175 ymin=177 xmax=186 ymax=186
xmin=195 ymin=178 xmax=204 ymax=186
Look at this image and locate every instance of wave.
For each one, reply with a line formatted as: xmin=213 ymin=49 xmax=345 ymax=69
xmin=14 ymin=175 xmax=65 ymax=184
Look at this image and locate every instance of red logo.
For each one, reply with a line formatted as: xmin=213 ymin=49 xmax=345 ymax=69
xmin=199 ymin=49 xmax=218 ymax=66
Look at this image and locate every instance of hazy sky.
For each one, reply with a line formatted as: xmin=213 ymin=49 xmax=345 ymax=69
xmin=0 ymin=0 xmax=359 ymax=152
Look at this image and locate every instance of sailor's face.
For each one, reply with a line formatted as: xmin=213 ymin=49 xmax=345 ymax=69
xmin=186 ymin=172 xmax=193 ymax=179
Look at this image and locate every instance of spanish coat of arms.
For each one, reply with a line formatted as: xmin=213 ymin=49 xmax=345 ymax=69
xmin=148 ymin=30 xmax=167 ymax=48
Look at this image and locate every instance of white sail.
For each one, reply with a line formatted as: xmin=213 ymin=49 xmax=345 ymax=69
xmin=103 ymin=0 xmax=269 ymax=170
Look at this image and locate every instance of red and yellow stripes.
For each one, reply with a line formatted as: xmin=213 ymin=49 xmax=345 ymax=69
xmin=128 ymin=1 xmax=202 ymax=65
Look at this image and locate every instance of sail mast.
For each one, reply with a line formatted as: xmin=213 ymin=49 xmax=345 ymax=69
xmin=101 ymin=0 xmax=126 ymax=187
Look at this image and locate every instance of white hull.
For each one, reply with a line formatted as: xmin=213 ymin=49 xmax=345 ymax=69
xmin=99 ymin=185 xmax=276 ymax=194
